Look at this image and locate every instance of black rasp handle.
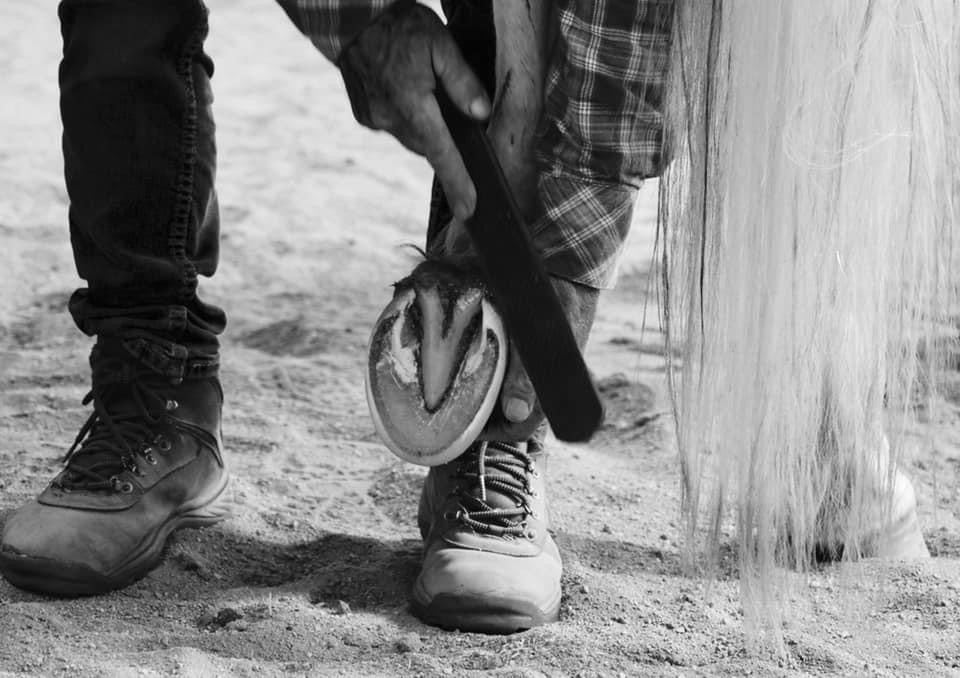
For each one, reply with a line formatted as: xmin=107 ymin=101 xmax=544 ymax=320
xmin=437 ymin=92 xmax=603 ymax=442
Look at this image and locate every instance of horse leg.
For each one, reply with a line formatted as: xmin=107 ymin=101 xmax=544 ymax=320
xmin=368 ymin=0 xmax=554 ymax=464
xmin=664 ymin=0 xmax=947 ymax=640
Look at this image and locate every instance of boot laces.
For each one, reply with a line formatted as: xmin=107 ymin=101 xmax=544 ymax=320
xmin=453 ymin=441 xmax=537 ymax=537
xmin=57 ymin=358 xmax=177 ymax=493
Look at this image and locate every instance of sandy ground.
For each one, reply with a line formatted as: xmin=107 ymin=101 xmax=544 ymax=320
xmin=1 ymin=2 xmax=959 ymax=676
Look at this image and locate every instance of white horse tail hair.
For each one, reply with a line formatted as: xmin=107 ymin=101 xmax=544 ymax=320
xmin=659 ymin=0 xmax=959 ymax=644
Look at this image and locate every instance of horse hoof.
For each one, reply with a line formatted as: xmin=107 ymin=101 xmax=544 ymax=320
xmin=366 ymin=261 xmax=507 ymax=466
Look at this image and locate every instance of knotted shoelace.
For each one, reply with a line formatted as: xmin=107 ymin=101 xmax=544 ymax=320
xmin=453 ymin=441 xmax=537 ymax=537
xmin=57 ymin=358 xmax=176 ymax=493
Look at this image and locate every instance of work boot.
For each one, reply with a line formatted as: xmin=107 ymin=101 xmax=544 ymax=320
xmin=412 ymin=440 xmax=561 ymax=633
xmin=0 ymin=340 xmax=229 ymax=596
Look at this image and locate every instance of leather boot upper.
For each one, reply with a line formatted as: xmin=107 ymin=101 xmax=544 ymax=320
xmin=413 ymin=440 xmax=561 ymax=631
xmin=0 ymin=341 xmax=228 ymax=592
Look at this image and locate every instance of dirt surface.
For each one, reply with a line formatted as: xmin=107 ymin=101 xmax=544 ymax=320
xmin=1 ymin=2 xmax=959 ymax=676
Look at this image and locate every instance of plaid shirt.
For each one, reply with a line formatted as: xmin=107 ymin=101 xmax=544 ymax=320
xmin=277 ymin=0 xmax=673 ymax=289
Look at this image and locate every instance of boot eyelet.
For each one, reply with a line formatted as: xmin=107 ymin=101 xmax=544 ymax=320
xmin=525 ymin=529 xmax=536 ymax=540
xmin=165 ymin=399 xmax=179 ymax=411
xmin=443 ymin=510 xmax=462 ymax=522
xmin=155 ymin=435 xmax=171 ymax=451
xmin=120 ymin=481 xmax=134 ymax=494
xmin=144 ymin=452 xmax=158 ymax=465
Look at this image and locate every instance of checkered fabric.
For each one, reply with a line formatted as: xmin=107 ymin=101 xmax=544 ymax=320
xmin=535 ymin=0 xmax=673 ymax=287
xmin=275 ymin=0 xmax=395 ymax=61
xmin=276 ymin=0 xmax=674 ymax=289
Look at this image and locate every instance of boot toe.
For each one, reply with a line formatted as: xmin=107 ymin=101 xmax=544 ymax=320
xmin=1 ymin=501 xmax=130 ymax=595
xmin=412 ymin=538 xmax=562 ymax=633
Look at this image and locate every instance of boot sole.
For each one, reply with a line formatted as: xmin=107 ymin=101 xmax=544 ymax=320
xmin=0 ymin=475 xmax=232 ymax=597
xmin=411 ymin=589 xmax=560 ymax=634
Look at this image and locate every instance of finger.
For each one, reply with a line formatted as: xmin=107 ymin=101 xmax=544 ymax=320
xmin=430 ymin=30 xmax=491 ymax=120
xmin=407 ymin=96 xmax=477 ymax=219
xmin=500 ymin=342 xmax=536 ymax=423
xmin=480 ymin=401 xmax=544 ymax=442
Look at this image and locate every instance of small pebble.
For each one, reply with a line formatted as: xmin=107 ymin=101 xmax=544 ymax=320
xmin=196 ymin=609 xmax=217 ymax=629
xmin=394 ymin=633 xmax=423 ymax=653
xmin=216 ymin=608 xmax=243 ymax=626
xmin=198 ymin=607 xmax=243 ymax=630
xmin=174 ymin=551 xmax=205 ymax=573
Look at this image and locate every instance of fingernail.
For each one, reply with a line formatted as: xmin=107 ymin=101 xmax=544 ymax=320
xmin=470 ymin=97 xmax=490 ymax=119
xmin=504 ymin=398 xmax=531 ymax=422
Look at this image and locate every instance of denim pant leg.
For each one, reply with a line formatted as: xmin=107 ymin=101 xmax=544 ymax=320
xmin=59 ymin=0 xmax=225 ymax=381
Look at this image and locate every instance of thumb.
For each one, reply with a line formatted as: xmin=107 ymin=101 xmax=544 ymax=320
xmin=500 ymin=344 xmax=536 ymax=423
xmin=430 ymin=28 xmax=491 ymax=120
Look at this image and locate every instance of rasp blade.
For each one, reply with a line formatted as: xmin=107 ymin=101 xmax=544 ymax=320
xmin=437 ymin=93 xmax=603 ymax=442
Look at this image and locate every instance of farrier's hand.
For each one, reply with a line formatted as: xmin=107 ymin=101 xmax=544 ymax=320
xmin=481 ymin=276 xmax=600 ymax=442
xmin=338 ymin=2 xmax=490 ymax=221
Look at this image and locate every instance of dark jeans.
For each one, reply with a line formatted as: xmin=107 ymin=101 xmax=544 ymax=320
xmin=60 ymin=0 xmax=224 ymax=381
xmin=59 ymin=0 xmax=484 ymax=381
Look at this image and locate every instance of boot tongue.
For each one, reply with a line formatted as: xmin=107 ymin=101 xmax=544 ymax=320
xmin=89 ymin=338 xmax=223 ymax=444
xmin=470 ymin=485 xmax=520 ymax=513
xmin=467 ymin=442 xmax=529 ymax=514
xmin=91 ymin=364 xmax=176 ymax=426
xmin=61 ymin=352 xmax=163 ymax=482
xmin=90 ymin=339 xmax=178 ymax=417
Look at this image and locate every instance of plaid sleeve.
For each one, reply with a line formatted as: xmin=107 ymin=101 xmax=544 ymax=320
xmin=275 ymin=0 xmax=398 ymax=62
xmin=533 ymin=0 xmax=673 ymax=289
